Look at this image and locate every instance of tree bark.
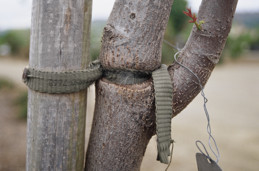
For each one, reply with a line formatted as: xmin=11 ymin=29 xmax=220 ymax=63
xmin=27 ymin=0 xmax=92 ymax=170
xmin=85 ymin=0 xmax=238 ymax=170
xmin=85 ymin=81 xmax=155 ymax=171
xmin=170 ymin=0 xmax=238 ymax=117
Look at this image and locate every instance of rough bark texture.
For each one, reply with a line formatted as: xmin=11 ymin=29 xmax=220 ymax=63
xmin=85 ymin=0 xmax=172 ymax=170
xmin=100 ymin=0 xmax=173 ymax=71
xmin=27 ymin=0 xmax=92 ymax=170
xmin=169 ymin=0 xmax=238 ymax=116
xmin=85 ymin=0 xmax=238 ymax=170
xmin=85 ymin=79 xmax=155 ymax=171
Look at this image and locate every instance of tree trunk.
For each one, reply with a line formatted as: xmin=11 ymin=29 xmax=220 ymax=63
xmin=85 ymin=0 xmax=238 ymax=170
xmin=26 ymin=0 xmax=92 ymax=170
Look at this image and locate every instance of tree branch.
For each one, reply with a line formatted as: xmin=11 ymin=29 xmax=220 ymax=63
xmin=169 ymin=0 xmax=238 ymax=117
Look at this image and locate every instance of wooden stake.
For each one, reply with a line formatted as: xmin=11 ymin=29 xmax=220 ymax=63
xmin=26 ymin=0 xmax=92 ymax=170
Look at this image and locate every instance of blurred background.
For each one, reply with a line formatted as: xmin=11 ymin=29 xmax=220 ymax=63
xmin=0 ymin=0 xmax=258 ymax=171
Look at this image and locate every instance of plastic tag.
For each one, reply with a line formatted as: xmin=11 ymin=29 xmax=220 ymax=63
xmin=196 ymin=153 xmax=222 ymax=171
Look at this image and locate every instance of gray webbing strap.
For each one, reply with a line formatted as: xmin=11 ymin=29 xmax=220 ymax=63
xmin=22 ymin=61 xmax=173 ymax=164
xmin=152 ymin=64 xmax=173 ymax=164
xmin=22 ymin=60 xmax=102 ymax=93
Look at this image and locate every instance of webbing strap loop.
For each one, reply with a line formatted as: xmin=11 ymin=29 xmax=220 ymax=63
xmin=152 ymin=64 xmax=173 ymax=164
xmin=22 ymin=61 xmax=174 ymax=164
xmin=22 ymin=60 xmax=102 ymax=93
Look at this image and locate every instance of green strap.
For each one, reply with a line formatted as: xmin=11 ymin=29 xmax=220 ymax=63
xmin=152 ymin=64 xmax=173 ymax=164
xmin=22 ymin=61 xmax=173 ymax=164
xmin=22 ymin=60 xmax=102 ymax=93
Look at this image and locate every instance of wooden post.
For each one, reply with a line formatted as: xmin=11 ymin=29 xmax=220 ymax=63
xmin=26 ymin=0 xmax=92 ymax=170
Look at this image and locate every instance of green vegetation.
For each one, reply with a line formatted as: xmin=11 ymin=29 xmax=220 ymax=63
xmin=225 ymin=33 xmax=252 ymax=58
xmin=169 ymin=0 xmax=188 ymax=35
xmin=0 ymin=29 xmax=30 ymax=57
xmin=222 ymin=25 xmax=259 ymax=62
xmin=162 ymin=0 xmax=189 ymax=64
xmin=90 ymin=20 xmax=106 ymax=61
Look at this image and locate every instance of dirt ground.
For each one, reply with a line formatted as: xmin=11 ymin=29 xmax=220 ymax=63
xmin=0 ymin=90 xmax=26 ymax=171
xmin=0 ymin=54 xmax=259 ymax=171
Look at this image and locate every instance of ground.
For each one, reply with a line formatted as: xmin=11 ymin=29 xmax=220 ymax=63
xmin=0 ymin=90 xmax=26 ymax=171
xmin=0 ymin=53 xmax=259 ymax=171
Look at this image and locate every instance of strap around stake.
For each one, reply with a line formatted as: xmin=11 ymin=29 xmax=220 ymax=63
xmin=22 ymin=60 xmax=174 ymax=164
xmin=22 ymin=60 xmax=102 ymax=94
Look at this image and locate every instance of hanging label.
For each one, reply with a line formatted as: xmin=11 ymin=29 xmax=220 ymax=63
xmin=196 ymin=153 xmax=222 ymax=171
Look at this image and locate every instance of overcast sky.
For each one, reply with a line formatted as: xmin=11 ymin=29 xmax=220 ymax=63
xmin=0 ymin=0 xmax=258 ymax=30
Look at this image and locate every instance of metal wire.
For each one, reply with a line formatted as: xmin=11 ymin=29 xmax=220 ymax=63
xmin=173 ymin=51 xmax=220 ymax=163
xmin=163 ymin=39 xmax=220 ymax=163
